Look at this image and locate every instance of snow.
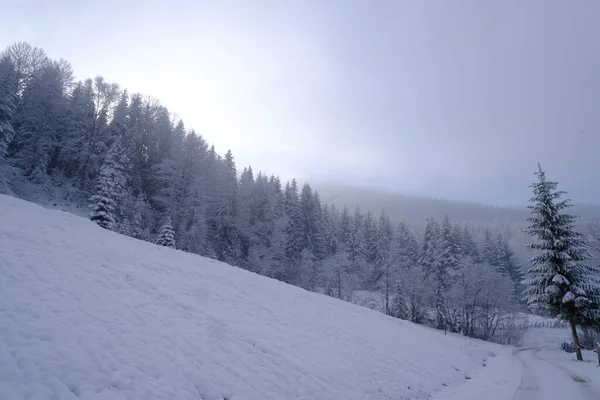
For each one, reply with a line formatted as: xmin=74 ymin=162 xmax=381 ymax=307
xmin=433 ymin=327 xmax=600 ymax=400
xmin=563 ymin=291 xmax=576 ymax=303
xmin=552 ymin=274 xmax=569 ymax=285
xmin=0 ymin=194 xmax=503 ymax=400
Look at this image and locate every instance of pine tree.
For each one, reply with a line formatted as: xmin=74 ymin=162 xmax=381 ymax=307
xmin=389 ymin=279 xmax=409 ymax=319
xmin=524 ymin=164 xmax=600 ymax=361
xmin=439 ymin=214 xmax=460 ymax=275
xmin=419 ymin=217 xmax=438 ymax=277
xmin=394 ymin=221 xmax=418 ymax=270
xmin=346 ymin=207 xmax=366 ymax=275
xmin=0 ymin=56 xmax=17 ymax=159
xmin=461 ymin=225 xmax=480 ymax=262
xmin=89 ymin=139 xmax=129 ymax=229
xmin=321 ymin=204 xmax=338 ymax=256
xmin=338 ymin=205 xmax=351 ymax=245
xmin=12 ymin=61 xmax=68 ymax=181
xmin=496 ymin=234 xmax=523 ymax=301
xmin=482 ymin=229 xmax=500 ymax=268
xmin=363 ymin=211 xmax=378 ymax=265
xmin=156 ymin=217 xmax=176 ymax=249
xmin=432 ymin=216 xmax=453 ymax=330
xmin=374 ymin=210 xmax=395 ymax=314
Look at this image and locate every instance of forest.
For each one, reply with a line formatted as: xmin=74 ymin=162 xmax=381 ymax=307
xmin=2 ymin=41 xmax=594 ymax=344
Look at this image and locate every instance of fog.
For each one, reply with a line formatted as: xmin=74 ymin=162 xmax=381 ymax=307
xmin=3 ymin=0 xmax=599 ymax=205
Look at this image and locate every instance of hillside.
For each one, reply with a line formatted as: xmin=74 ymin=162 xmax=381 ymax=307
xmin=312 ymin=181 xmax=600 ymax=263
xmin=0 ymin=194 xmax=506 ymax=400
xmin=312 ymin=181 xmax=600 ymax=227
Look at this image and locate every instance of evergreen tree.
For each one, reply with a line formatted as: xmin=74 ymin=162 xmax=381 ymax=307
xmin=452 ymin=223 xmax=464 ymax=257
xmin=346 ymin=207 xmax=366 ymax=276
xmin=461 ymin=225 xmax=480 ymax=262
xmin=156 ymin=216 xmax=176 ymax=249
xmin=524 ymin=164 xmax=600 ymax=361
xmin=432 ymin=215 xmax=455 ymax=330
xmin=389 ymin=279 xmax=409 ymax=319
xmin=321 ymin=204 xmax=338 ymax=256
xmin=208 ymin=150 xmax=244 ymax=265
xmin=496 ymin=234 xmax=523 ymax=300
xmin=0 ymin=56 xmax=17 ymax=159
xmin=338 ymin=205 xmax=351 ymax=245
xmin=363 ymin=211 xmax=378 ymax=265
xmin=59 ymin=80 xmax=95 ymax=179
xmin=419 ymin=217 xmax=438 ymax=277
xmin=89 ymin=139 xmax=129 ymax=229
xmin=374 ymin=210 xmax=395 ymax=314
xmin=12 ymin=61 xmax=69 ymax=181
xmin=439 ymin=214 xmax=460 ymax=275
xmin=482 ymin=229 xmax=500 ymax=268
xmin=394 ymin=220 xmax=418 ymax=270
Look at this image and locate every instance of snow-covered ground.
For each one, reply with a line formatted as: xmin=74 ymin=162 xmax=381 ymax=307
xmin=0 ymin=194 xmax=507 ymax=400
xmin=433 ymin=327 xmax=600 ymax=400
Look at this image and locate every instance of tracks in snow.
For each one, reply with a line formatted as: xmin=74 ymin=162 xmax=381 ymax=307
xmin=513 ymin=347 xmax=600 ymax=400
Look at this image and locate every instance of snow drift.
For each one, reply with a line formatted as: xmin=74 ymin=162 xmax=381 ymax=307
xmin=0 ymin=194 xmax=501 ymax=400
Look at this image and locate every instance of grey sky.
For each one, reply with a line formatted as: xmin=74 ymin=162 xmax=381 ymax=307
xmin=2 ymin=0 xmax=599 ymax=206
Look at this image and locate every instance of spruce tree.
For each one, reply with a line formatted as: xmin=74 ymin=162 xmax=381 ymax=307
xmin=496 ymin=235 xmax=523 ymax=301
xmin=433 ymin=216 xmax=452 ymax=330
xmin=374 ymin=210 xmax=394 ymax=314
xmin=156 ymin=217 xmax=176 ymax=249
xmin=346 ymin=207 xmax=366 ymax=274
xmin=0 ymin=56 xmax=17 ymax=159
xmin=89 ymin=139 xmax=129 ymax=229
xmin=394 ymin=221 xmax=418 ymax=270
xmin=439 ymin=214 xmax=460 ymax=275
xmin=419 ymin=217 xmax=438 ymax=277
xmin=389 ymin=278 xmax=409 ymax=319
xmin=461 ymin=225 xmax=480 ymax=262
xmin=482 ymin=229 xmax=500 ymax=268
xmin=524 ymin=164 xmax=600 ymax=361
xmin=338 ymin=205 xmax=351 ymax=246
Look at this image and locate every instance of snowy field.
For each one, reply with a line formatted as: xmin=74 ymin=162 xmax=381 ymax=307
xmin=0 ymin=194 xmax=507 ymax=400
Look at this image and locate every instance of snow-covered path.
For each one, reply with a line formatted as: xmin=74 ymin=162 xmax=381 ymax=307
xmin=433 ymin=328 xmax=600 ymax=400
xmin=513 ymin=347 xmax=600 ymax=400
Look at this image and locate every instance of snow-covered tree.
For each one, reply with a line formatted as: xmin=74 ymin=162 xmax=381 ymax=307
xmin=338 ymin=205 xmax=351 ymax=246
xmin=374 ymin=210 xmax=395 ymax=315
xmin=461 ymin=225 xmax=480 ymax=262
xmin=524 ymin=164 xmax=600 ymax=360
xmin=346 ymin=207 xmax=366 ymax=275
xmin=323 ymin=251 xmax=358 ymax=301
xmin=0 ymin=56 xmax=17 ymax=159
xmin=394 ymin=221 xmax=418 ymax=270
xmin=389 ymin=278 xmax=409 ymax=319
xmin=419 ymin=217 xmax=438 ymax=277
xmin=439 ymin=214 xmax=460 ymax=276
xmin=11 ymin=60 xmax=69 ymax=181
xmin=496 ymin=233 xmax=523 ymax=299
xmin=482 ymin=229 xmax=499 ymax=268
xmin=156 ymin=216 xmax=176 ymax=249
xmin=89 ymin=139 xmax=129 ymax=229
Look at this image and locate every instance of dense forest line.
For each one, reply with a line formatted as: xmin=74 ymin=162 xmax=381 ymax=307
xmin=0 ymin=42 xmax=539 ymax=342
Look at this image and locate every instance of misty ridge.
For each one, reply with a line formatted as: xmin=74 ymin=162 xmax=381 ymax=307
xmin=1 ymin=41 xmax=600 ymax=346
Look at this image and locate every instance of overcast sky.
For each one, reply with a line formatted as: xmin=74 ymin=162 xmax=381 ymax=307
xmin=2 ymin=0 xmax=599 ymax=206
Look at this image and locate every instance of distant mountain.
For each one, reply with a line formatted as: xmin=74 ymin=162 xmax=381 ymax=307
xmin=310 ymin=180 xmax=600 ymax=262
xmin=312 ymin=181 xmax=600 ymax=225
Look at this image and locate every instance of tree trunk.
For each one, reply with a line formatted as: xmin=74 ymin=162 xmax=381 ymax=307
xmin=569 ymin=319 xmax=583 ymax=361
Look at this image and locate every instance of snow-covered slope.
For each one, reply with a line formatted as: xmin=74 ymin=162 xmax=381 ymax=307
xmin=0 ymin=194 xmax=502 ymax=400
